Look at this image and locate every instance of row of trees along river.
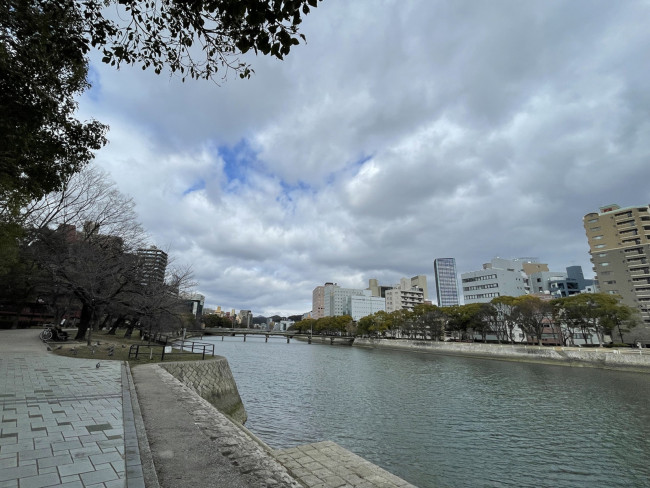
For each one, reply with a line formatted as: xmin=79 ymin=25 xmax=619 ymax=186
xmin=291 ymin=294 xmax=639 ymax=346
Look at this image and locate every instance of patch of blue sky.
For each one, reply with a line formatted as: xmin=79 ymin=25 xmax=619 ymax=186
xmin=183 ymin=179 xmax=206 ymax=196
xmin=216 ymin=140 xmax=258 ymax=185
xmin=85 ymin=65 xmax=103 ymax=102
xmin=325 ymin=153 xmax=374 ymax=186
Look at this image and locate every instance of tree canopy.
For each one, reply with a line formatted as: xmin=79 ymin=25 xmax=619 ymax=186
xmin=1 ymin=0 xmax=321 ymax=217
xmin=1 ymin=0 xmax=107 ymax=214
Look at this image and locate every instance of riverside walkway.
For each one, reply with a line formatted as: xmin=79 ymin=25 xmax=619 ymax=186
xmin=0 ymin=329 xmax=415 ymax=488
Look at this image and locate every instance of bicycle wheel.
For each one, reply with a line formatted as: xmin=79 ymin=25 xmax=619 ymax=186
xmin=40 ymin=329 xmax=52 ymax=341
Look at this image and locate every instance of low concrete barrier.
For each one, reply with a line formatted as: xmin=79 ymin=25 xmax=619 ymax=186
xmin=160 ymin=357 xmax=247 ymax=423
xmin=353 ymin=338 xmax=650 ymax=371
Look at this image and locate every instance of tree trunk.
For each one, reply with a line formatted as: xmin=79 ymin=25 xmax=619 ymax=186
xmin=74 ymin=303 xmax=92 ymax=341
xmin=107 ymin=316 xmax=125 ymax=335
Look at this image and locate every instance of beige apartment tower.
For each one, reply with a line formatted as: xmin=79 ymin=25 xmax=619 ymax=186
xmin=584 ymin=204 xmax=650 ymax=341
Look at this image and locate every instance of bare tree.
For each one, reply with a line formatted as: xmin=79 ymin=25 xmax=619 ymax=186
xmin=24 ymin=166 xmax=150 ymax=343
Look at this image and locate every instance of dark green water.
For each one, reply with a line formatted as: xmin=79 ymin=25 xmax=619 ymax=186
xmin=203 ymin=337 xmax=650 ymax=488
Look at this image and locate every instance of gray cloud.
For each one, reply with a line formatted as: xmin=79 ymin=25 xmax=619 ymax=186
xmin=80 ymin=0 xmax=650 ymax=314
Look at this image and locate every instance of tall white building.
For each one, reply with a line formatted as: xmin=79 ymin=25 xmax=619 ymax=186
xmin=313 ymin=283 xmax=368 ymax=318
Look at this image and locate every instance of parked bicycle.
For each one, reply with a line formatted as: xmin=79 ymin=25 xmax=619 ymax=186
xmin=39 ymin=324 xmax=69 ymax=342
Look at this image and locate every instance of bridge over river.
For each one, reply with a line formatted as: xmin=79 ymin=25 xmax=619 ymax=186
xmin=192 ymin=328 xmax=355 ymax=345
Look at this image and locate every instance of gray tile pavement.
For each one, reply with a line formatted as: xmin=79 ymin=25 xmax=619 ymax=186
xmin=0 ymin=330 xmax=130 ymax=488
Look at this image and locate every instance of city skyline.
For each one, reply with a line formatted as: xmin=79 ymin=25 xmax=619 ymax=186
xmin=78 ymin=1 xmax=650 ymax=315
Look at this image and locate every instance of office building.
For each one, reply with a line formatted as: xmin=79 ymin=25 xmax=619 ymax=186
xmin=461 ymin=257 xmax=536 ymax=304
xmin=349 ymin=293 xmax=386 ymax=321
xmin=433 ymin=258 xmax=459 ymax=307
xmin=312 ymin=283 xmax=368 ymax=318
xmin=584 ymin=204 xmax=650 ymax=341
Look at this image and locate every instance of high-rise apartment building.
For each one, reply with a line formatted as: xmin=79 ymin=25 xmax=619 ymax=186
xmin=433 ymin=258 xmax=460 ymax=307
xmin=136 ymin=247 xmax=168 ymax=285
xmin=584 ymin=204 xmax=650 ymax=337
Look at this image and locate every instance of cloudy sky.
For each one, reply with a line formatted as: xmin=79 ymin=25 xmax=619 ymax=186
xmin=77 ymin=0 xmax=650 ymax=316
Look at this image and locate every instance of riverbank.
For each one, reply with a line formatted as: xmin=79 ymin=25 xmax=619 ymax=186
xmin=133 ymin=359 xmax=417 ymax=487
xmin=353 ymin=338 xmax=650 ymax=372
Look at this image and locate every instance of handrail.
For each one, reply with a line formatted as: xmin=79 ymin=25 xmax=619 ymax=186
xmin=128 ymin=340 xmax=215 ymax=361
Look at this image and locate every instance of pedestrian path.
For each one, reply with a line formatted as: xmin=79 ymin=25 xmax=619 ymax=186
xmin=0 ymin=330 xmax=131 ymax=488
xmin=1 ymin=330 xmax=419 ymax=488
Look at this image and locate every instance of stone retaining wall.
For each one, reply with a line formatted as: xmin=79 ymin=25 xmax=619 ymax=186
xmin=160 ymin=357 xmax=247 ymax=423
xmin=354 ymin=338 xmax=650 ymax=371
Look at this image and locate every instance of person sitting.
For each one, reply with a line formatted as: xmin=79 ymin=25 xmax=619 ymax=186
xmin=52 ymin=323 xmax=69 ymax=341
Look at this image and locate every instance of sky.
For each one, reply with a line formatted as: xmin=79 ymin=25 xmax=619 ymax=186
xmin=77 ymin=0 xmax=650 ymax=316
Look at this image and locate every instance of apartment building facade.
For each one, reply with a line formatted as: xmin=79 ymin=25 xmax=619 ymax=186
xmin=385 ymin=278 xmax=425 ymax=312
xmin=584 ymin=204 xmax=650 ymax=336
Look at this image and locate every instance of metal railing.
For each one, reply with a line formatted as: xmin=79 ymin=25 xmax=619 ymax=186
xmin=128 ymin=340 xmax=215 ymax=361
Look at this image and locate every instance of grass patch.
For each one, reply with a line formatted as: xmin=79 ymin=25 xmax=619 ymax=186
xmin=50 ymin=329 xmax=211 ymax=364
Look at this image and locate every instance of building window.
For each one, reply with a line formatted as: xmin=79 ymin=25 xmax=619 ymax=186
xmin=595 ymin=244 xmax=606 ymax=249
xmin=593 ymin=235 xmax=603 ymax=240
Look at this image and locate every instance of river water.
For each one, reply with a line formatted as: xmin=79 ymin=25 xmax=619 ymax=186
xmin=201 ymin=336 xmax=650 ymax=488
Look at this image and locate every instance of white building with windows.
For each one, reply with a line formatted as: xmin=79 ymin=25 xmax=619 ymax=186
xmin=349 ymin=292 xmax=386 ymax=321
xmin=461 ymin=258 xmax=535 ymax=304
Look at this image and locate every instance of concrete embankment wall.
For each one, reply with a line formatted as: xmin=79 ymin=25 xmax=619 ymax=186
xmin=160 ymin=357 xmax=248 ymax=423
xmin=353 ymin=338 xmax=650 ymax=371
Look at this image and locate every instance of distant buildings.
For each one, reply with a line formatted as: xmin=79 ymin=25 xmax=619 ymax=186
xmin=461 ymin=256 xmax=595 ymax=305
xmin=433 ymin=258 xmax=459 ymax=307
xmin=312 ymin=283 xmax=386 ymax=320
xmin=237 ymin=310 xmax=252 ymax=327
xmin=182 ymin=293 xmax=204 ymax=318
xmin=349 ymin=294 xmax=386 ymax=321
xmin=461 ymin=257 xmax=535 ymax=304
xmin=384 ymin=278 xmax=425 ymax=313
xmin=584 ymin=204 xmax=650 ymax=340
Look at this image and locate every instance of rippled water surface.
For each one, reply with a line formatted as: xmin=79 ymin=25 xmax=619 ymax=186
xmin=203 ymin=337 xmax=650 ymax=488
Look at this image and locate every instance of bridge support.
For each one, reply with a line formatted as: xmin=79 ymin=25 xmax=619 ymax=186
xmin=243 ymin=334 xmax=246 ymax=342
xmin=330 ymin=337 xmax=335 ymax=345
xmin=265 ymin=335 xmax=269 ymax=343
xmin=308 ymin=336 xmax=312 ymax=344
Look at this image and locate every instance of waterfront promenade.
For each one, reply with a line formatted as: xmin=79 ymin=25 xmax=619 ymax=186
xmin=0 ymin=330 xmax=415 ymax=488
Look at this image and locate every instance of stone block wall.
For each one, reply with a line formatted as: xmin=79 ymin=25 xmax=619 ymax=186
xmin=160 ymin=357 xmax=247 ymax=424
xmin=354 ymin=338 xmax=650 ymax=370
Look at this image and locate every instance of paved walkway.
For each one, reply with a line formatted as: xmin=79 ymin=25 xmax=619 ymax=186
xmin=0 ymin=330 xmax=144 ymax=488
xmin=1 ymin=330 xmax=418 ymax=488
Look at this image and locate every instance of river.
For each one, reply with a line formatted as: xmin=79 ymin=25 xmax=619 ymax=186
xmin=201 ymin=336 xmax=650 ymax=488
